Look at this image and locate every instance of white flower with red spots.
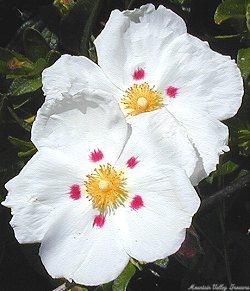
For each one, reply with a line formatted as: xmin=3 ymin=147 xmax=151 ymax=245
xmin=42 ymin=4 xmax=243 ymax=185
xmin=2 ymin=90 xmax=200 ymax=286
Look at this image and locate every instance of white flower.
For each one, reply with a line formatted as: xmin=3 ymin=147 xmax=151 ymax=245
xmin=42 ymin=4 xmax=243 ymax=185
xmin=2 ymin=90 xmax=200 ymax=286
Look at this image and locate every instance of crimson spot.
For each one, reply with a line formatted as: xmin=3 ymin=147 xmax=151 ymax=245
xmin=166 ymin=86 xmax=178 ymax=98
xmin=90 ymin=149 xmax=104 ymax=162
xmin=126 ymin=156 xmax=139 ymax=169
xmin=133 ymin=68 xmax=145 ymax=81
xmin=70 ymin=184 xmax=81 ymax=200
xmin=93 ymin=214 xmax=105 ymax=228
xmin=130 ymin=195 xmax=144 ymax=210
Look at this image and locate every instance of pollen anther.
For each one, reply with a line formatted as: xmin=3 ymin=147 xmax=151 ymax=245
xmin=121 ymin=82 xmax=164 ymax=116
xmin=85 ymin=164 xmax=128 ymax=213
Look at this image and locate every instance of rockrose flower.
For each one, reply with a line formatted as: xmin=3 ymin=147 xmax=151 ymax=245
xmin=2 ymin=90 xmax=200 ymax=286
xmin=42 ymin=4 xmax=243 ymax=185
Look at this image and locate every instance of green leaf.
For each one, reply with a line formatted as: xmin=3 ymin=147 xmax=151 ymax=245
xmin=205 ymin=174 xmax=214 ymax=184
xmin=237 ymin=169 xmax=250 ymax=178
xmin=7 ymin=19 xmax=42 ymax=51
xmin=112 ymin=261 xmax=136 ymax=291
xmin=0 ymin=95 xmax=8 ymax=123
xmin=41 ymin=27 xmax=59 ymax=51
xmin=6 ymin=58 xmax=47 ymax=79
xmin=13 ymin=99 xmax=31 ymax=110
xmin=54 ymin=0 xmax=76 ymax=15
xmin=60 ymin=0 xmax=102 ymax=55
xmin=0 ymin=47 xmax=31 ymax=64
xmin=7 ymin=105 xmax=32 ymax=131
xmin=206 ymin=160 xmax=240 ymax=184
xmin=23 ymin=28 xmax=51 ymax=61
xmin=170 ymin=0 xmax=186 ymax=4
xmin=80 ymin=0 xmax=102 ymax=56
xmin=8 ymin=136 xmax=34 ymax=150
xmin=46 ymin=50 xmax=61 ymax=66
xmin=87 ymin=35 xmax=97 ymax=62
xmin=101 ymin=282 xmax=113 ymax=291
xmin=214 ymin=33 xmax=242 ymax=39
xmin=8 ymin=76 xmax=42 ymax=96
xmin=246 ymin=4 xmax=250 ymax=32
xmin=238 ymin=124 xmax=250 ymax=156
xmin=237 ymin=48 xmax=250 ymax=82
xmin=153 ymin=257 xmax=169 ymax=268
xmin=17 ymin=146 xmax=36 ymax=158
xmin=8 ymin=136 xmax=37 ymax=158
xmin=0 ymin=47 xmax=33 ymax=75
xmin=217 ymin=160 xmax=239 ymax=176
xmin=7 ymin=16 xmax=59 ymax=52
xmin=24 ymin=115 xmax=36 ymax=124
xmin=214 ymin=0 xmax=247 ymax=25
xmin=29 ymin=58 xmax=47 ymax=76
xmin=69 ymin=286 xmax=88 ymax=291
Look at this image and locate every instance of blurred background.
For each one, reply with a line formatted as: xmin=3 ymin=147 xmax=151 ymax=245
xmin=0 ymin=0 xmax=249 ymax=290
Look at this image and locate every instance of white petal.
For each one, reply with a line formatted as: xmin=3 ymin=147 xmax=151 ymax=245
xmin=122 ymin=3 xmax=155 ymax=20
xmin=2 ymin=149 xmax=86 ymax=243
xmin=116 ymin=165 xmax=200 ymax=262
xmin=155 ymin=34 xmax=243 ymax=120
xmin=40 ymin=203 xmax=129 ymax=286
xmin=117 ymin=109 xmax=198 ymax=179
xmin=167 ymin=103 xmax=229 ymax=184
xmin=42 ymin=54 xmax=121 ymax=101
xmin=32 ymin=89 xmax=130 ymax=164
xmin=94 ymin=5 xmax=186 ymax=90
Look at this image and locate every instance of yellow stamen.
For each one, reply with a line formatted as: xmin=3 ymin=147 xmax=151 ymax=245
xmin=121 ymin=82 xmax=164 ymax=116
xmin=85 ymin=164 xmax=128 ymax=213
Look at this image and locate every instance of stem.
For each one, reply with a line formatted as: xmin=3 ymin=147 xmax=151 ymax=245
xmin=198 ymin=173 xmax=250 ymax=213
xmin=216 ymin=163 xmax=232 ymax=286
xmin=127 ymin=0 xmax=136 ymax=9
xmin=217 ymin=203 xmax=232 ymax=285
xmin=197 ymin=173 xmax=250 ymax=284
xmin=52 ymin=281 xmax=77 ymax=291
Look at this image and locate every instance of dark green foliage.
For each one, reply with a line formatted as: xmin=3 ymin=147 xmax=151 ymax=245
xmin=112 ymin=262 xmax=136 ymax=291
xmin=23 ymin=28 xmax=51 ymax=61
xmin=214 ymin=0 xmax=248 ymax=25
xmin=8 ymin=76 xmax=42 ymax=96
xmin=237 ymin=48 xmax=250 ymax=82
xmin=60 ymin=0 xmax=102 ymax=55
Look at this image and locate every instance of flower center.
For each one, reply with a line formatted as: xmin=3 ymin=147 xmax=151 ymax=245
xmin=137 ymin=97 xmax=148 ymax=108
xmin=85 ymin=164 xmax=128 ymax=213
xmin=98 ymin=179 xmax=110 ymax=190
xmin=121 ymin=82 xmax=164 ymax=116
